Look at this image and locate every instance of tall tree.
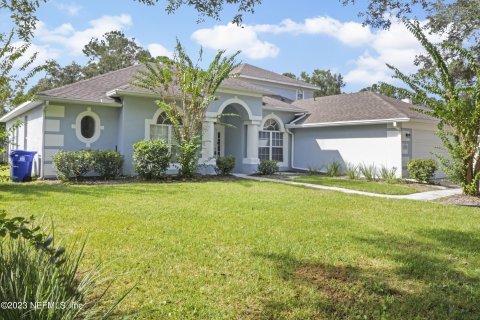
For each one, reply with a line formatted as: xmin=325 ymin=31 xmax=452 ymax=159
xmin=302 ymin=70 xmax=345 ymax=97
xmin=29 ymin=31 xmax=153 ymax=94
xmin=82 ymin=31 xmax=152 ymax=78
xmin=283 ymin=70 xmax=345 ymax=97
xmin=360 ymin=82 xmax=419 ymax=102
xmin=387 ymin=21 xmax=480 ymax=195
xmin=132 ymin=41 xmax=239 ymax=178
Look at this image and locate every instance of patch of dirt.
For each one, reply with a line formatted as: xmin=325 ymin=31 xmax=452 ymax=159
xmin=435 ymin=194 xmax=480 ymax=207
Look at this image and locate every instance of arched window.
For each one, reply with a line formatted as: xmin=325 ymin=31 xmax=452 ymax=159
xmin=259 ymin=117 xmax=284 ymax=163
xmin=150 ymin=112 xmax=172 ymax=142
xmin=156 ymin=112 xmax=172 ymax=125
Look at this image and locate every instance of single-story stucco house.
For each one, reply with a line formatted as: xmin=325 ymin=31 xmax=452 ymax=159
xmin=0 ymin=63 xmax=442 ymax=179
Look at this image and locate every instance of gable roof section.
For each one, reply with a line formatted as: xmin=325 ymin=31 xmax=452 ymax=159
xmin=262 ymin=95 xmax=306 ymax=112
xmin=233 ymin=63 xmax=318 ymax=90
xmin=36 ymin=64 xmax=272 ymax=103
xmin=291 ymin=91 xmax=435 ymax=125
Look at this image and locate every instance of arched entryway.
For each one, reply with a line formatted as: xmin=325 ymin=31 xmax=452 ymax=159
xmin=205 ymin=97 xmax=258 ymax=173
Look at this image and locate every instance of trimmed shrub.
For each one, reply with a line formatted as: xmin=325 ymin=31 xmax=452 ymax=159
xmin=53 ymin=150 xmax=94 ymax=181
xmin=327 ymin=161 xmax=342 ymax=177
xmin=345 ymin=162 xmax=360 ymax=180
xmin=359 ymin=163 xmax=377 ymax=181
xmin=257 ymin=160 xmax=278 ymax=175
xmin=92 ymin=150 xmax=123 ymax=180
xmin=408 ymin=158 xmax=437 ymax=183
xmin=379 ymin=165 xmax=398 ymax=183
xmin=133 ymin=139 xmax=172 ymax=179
xmin=215 ymin=156 xmax=236 ymax=176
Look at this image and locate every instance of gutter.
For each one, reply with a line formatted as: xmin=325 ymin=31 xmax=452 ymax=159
xmin=286 ymin=118 xmax=410 ymax=129
xmin=36 ymin=96 xmax=122 ymax=107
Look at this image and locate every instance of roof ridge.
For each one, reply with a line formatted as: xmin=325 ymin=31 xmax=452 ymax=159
xmin=37 ymin=63 xmax=144 ymax=96
xmin=368 ymin=92 xmax=409 ymax=119
xmin=239 ymin=63 xmax=317 ymax=89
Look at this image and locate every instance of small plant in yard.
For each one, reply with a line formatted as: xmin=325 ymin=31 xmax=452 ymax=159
xmin=0 ymin=210 xmax=131 ymax=319
xmin=345 ymin=162 xmax=360 ymax=180
xmin=359 ymin=163 xmax=377 ymax=181
xmin=379 ymin=165 xmax=398 ymax=183
xmin=307 ymin=165 xmax=323 ymax=175
xmin=92 ymin=150 xmax=124 ymax=180
xmin=327 ymin=161 xmax=342 ymax=177
xmin=408 ymin=159 xmax=437 ymax=183
xmin=133 ymin=139 xmax=172 ymax=180
xmin=215 ymin=156 xmax=236 ymax=176
xmin=257 ymin=160 xmax=278 ymax=175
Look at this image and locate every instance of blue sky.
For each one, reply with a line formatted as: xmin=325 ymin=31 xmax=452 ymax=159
xmin=7 ymin=0 xmax=433 ymax=92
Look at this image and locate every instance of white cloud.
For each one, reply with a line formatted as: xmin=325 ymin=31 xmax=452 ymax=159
xmin=191 ymin=24 xmax=280 ymax=59
xmin=12 ymin=42 xmax=60 ymax=68
xmin=35 ymin=14 xmax=133 ymax=56
xmin=191 ymin=16 xmax=373 ymax=60
xmin=54 ymin=2 xmax=82 ymax=16
xmin=344 ymin=19 xmax=445 ymax=85
xmin=148 ymin=43 xmax=173 ymax=58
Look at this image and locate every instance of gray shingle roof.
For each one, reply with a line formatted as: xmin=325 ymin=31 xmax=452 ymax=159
xmin=292 ymin=91 xmax=435 ymax=124
xmin=233 ymin=63 xmax=318 ymax=90
xmin=262 ymin=95 xmax=306 ymax=112
xmin=36 ymin=64 xmax=272 ymax=102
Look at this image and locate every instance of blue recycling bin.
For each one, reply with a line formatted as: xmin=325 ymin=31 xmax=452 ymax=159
xmin=9 ymin=150 xmax=37 ymax=182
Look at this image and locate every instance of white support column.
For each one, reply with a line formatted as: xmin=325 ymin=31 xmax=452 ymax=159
xmin=243 ymin=120 xmax=261 ymax=164
xmin=201 ymin=117 xmax=216 ymax=164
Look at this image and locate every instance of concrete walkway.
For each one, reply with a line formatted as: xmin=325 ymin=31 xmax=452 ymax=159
xmin=233 ymin=174 xmax=462 ymax=201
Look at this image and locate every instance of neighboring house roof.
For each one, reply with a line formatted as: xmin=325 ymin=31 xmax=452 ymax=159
xmin=233 ymin=63 xmax=318 ymax=90
xmin=291 ymin=91 xmax=436 ymax=125
xmin=262 ymin=95 xmax=306 ymax=112
xmin=36 ymin=63 xmax=272 ymax=104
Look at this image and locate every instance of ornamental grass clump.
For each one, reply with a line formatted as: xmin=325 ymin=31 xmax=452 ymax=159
xmin=0 ymin=210 xmax=131 ymax=320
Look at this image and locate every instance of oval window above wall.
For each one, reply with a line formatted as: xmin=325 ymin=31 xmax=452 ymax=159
xmin=81 ymin=115 xmax=95 ymax=139
xmin=74 ymin=108 xmax=103 ymax=147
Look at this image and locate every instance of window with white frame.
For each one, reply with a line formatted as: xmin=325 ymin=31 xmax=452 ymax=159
xmin=258 ymin=118 xmax=284 ymax=162
xmin=149 ymin=112 xmax=180 ymax=154
xmin=296 ymin=89 xmax=304 ymax=100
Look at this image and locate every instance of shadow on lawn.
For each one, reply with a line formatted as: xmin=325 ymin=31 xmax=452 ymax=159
xmin=251 ymin=229 xmax=480 ymax=319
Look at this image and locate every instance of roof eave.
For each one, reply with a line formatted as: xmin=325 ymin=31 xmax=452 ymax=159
xmin=0 ymin=100 xmax=45 ymax=122
xmin=263 ymin=106 xmax=306 ymax=113
xmin=36 ymin=95 xmax=122 ymax=107
xmin=286 ymin=118 xmax=411 ymax=128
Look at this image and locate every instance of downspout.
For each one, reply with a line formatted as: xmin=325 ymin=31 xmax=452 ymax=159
xmin=286 ymin=128 xmax=296 ymax=170
xmin=40 ymin=101 xmax=48 ymax=179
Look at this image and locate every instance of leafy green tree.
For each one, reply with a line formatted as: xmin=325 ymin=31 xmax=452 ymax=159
xmin=82 ymin=31 xmax=152 ymax=78
xmin=283 ymin=70 xmax=345 ymax=97
xmin=282 ymin=72 xmax=297 ymax=79
xmin=387 ymin=21 xmax=480 ymax=195
xmin=134 ymin=0 xmax=262 ymax=24
xmin=29 ymin=31 xmax=152 ymax=94
xmin=132 ymin=41 xmax=239 ymax=178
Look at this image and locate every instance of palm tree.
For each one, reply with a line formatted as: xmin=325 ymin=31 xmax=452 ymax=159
xmin=132 ymin=40 xmax=240 ymax=178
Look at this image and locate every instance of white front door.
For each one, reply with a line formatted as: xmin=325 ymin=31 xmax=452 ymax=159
xmin=214 ymin=124 xmax=225 ymax=158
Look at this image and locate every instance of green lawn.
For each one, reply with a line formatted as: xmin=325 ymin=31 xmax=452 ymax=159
xmin=290 ymin=175 xmax=420 ymax=195
xmin=1 ymin=180 xmax=479 ymax=319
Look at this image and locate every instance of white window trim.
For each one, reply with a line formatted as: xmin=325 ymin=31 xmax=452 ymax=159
xmin=72 ymin=107 xmax=103 ymax=148
xmin=145 ymin=109 xmax=179 ymax=169
xmin=296 ymin=89 xmax=304 ymax=100
xmin=259 ymin=114 xmax=288 ymax=167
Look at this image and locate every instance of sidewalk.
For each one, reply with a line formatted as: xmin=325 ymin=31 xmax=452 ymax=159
xmin=234 ymin=174 xmax=462 ymax=201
